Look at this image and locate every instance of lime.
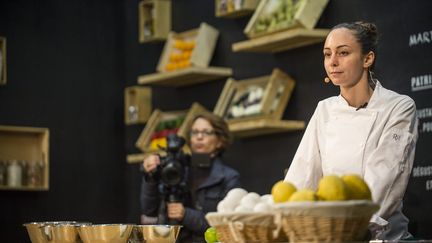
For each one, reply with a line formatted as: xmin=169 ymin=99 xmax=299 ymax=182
xmin=204 ymin=227 xmax=218 ymax=243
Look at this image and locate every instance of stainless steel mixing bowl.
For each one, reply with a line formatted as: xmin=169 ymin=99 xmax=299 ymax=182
xmin=77 ymin=224 xmax=133 ymax=243
xmin=128 ymin=225 xmax=182 ymax=243
xmin=23 ymin=221 xmax=87 ymax=243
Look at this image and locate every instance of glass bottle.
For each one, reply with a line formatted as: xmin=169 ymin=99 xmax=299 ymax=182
xmin=7 ymin=160 xmax=22 ymax=187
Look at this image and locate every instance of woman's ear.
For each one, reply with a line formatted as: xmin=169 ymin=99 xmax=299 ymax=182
xmin=363 ymin=51 xmax=375 ymax=68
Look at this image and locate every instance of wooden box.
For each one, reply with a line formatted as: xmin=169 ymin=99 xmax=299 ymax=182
xmin=138 ymin=0 xmax=171 ymax=43
xmin=214 ymin=68 xmax=295 ymax=124
xmin=244 ymin=0 xmax=329 ymax=38
xmin=156 ymin=22 xmax=219 ymax=72
xmin=0 ymin=37 xmax=6 ymax=85
xmin=135 ymin=102 xmax=207 ymax=153
xmin=215 ymin=0 xmax=260 ymax=18
xmin=124 ymin=86 xmax=152 ymax=125
xmin=0 ymin=125 xmax=49 ymax=190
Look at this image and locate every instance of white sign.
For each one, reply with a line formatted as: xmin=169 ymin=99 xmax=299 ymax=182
xmin=409 ymin=30 xmax=432 ymax=47
xmin=411 ymin=74 xmax=432 ymax=92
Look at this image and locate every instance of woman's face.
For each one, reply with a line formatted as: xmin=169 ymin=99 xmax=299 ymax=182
xmin=190 ymin=118 xmax=222 ymax=155
xmin=323 ymin=28 xmax=368 ymax=88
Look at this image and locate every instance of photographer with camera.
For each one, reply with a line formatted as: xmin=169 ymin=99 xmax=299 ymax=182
xmin=140 ymin=112 xmax=241 ymax=243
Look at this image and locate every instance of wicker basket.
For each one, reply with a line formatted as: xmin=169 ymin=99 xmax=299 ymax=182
xmin=205 ymin=212 xmax=288 ymax=243
xmin=276 ymin=200 xmax=379 ymax=243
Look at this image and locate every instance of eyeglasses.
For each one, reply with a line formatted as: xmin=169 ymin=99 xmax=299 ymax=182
xmin=190 ymin=130 xmax=217 ymax=137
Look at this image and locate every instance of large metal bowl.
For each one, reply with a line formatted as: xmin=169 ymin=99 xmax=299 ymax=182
xmin=77 ymin=224 xmax=134 ymax=243
xmin=23 ymin=221 xmax=88 ymax=243
xmin=128 ymin=225 xmax=182 ymax=243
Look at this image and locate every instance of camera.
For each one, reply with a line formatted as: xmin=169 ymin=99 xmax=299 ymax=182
xmin=157 ymin=134 xmax=189 ymax=188
xmin=145 ymin=134 xmax=190 ymax=224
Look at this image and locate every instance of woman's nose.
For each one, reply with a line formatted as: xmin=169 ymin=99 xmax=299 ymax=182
xmin=329 ymin=54 xmax=338 ymax=66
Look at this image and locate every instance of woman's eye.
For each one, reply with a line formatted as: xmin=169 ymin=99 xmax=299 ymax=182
xmin=338 ymin=51 xmax=349 ymax=56
xmin=323 ymin=52 xmax=331 ymax=57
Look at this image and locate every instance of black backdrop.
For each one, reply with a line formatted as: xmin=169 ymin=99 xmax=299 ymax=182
xmin=0 ymin=0 xmax=431 ymax=242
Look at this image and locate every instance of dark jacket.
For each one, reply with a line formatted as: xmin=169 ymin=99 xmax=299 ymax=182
xmin=140 ymin=157 xmax=241 ymax=243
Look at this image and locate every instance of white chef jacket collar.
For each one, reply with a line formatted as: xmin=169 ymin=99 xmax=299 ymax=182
xmin=337 ymin=80 xmax=382 ymax=109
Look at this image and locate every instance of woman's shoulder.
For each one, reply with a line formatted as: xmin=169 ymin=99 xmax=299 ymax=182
xmin=378 ymin=85 xmax=416 ymax=110
xmin=214 ymin=158 xmax=239 ymax=177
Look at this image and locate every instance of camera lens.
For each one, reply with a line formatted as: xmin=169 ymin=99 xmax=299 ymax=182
xmin=161 ymin=160 xmax=183 ymax=186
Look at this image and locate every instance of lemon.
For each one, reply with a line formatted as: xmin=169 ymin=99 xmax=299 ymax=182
xmin=342 ymin=174 xmax=372 ymax=200
xmin=271 ymin=180 xmax=297 ymax=203
xmin=316 ymin=175 xmax=348 ymax=201
xmin=289 ymin=189 xmax=318 ymax=202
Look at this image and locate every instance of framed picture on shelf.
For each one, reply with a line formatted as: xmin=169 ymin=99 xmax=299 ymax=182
xmin=0 ymin=37 xmax=6 ymax=85
xmin=214 ymin=68 xmax=295 ymax=124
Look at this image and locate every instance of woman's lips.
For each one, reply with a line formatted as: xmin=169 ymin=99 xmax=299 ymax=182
xmin=330 ymin=71 xmax=343 ymax=77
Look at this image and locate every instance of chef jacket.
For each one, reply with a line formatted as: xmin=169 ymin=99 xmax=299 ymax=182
xmin=285 ymin=81 xmax=418 ymax=240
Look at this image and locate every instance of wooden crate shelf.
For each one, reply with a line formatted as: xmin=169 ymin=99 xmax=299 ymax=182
xmin=137 ymin=66 xmax=232 ymax=87
xmin=229 ymin=118 xmax=305 ymax=138
xmin=232 ymin=28 xmax=329 ymax=53
xmin=244 ymin=0 xmax=329 ymax=38
xmin=135 ymin=102 xmax=207 ymax=153
xmin=124 ymin=86 xmax=152 ymax=125
xmin=127 ymin=153 xmax=147 ymax=164
xmin=138 ymin=0 xmax=171 ymax=43
xmin=0 ymin=125 xmax=49 ymax=191
xmin=215 ymin=0 xmax=259 ymax=18
xmin=0 ymin=36 xmax=6 ymax=85
xmin=214 ymin=68 xmax=295 ymax=122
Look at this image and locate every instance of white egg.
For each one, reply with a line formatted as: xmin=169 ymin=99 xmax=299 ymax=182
xmin=226 ymin=188 xmax=248 ymax=201
xmin=260 ymin=194 xmax=274 ymax=205
xmin=240 ymin=192 xmax=261 ymax=209
xmin=217 ymin=200 xmax=226 ymax=212
xmin=253 ymin=202 xmax=272 ymax=212
xmin=234 ymin=205 xmax=250 ymax=212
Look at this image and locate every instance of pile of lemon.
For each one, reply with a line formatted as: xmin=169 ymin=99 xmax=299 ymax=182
xmin=271 ymin=174 xmax=372 ymax=203
xmin=165 ymin=39 xmax=195 ymax=71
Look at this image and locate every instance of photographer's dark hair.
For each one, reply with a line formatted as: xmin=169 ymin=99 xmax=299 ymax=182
xmin=332 ymin=21 xmax=379 ymax=71
xmin=186 ymin=112 xmax=232 ymax=154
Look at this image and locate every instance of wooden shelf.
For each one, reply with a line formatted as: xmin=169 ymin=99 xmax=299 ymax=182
xmin=127 ymin=153 xmax=146 ymax=164
xmin=0 ymin=36 xmax=6 ymax=85
xmin=215 ymin=0 xmax=259 ymax=18
xmin=0 ymin=125 xmax=49 ymax=190
xmin=0 ymin=185 xmax=48 ymax=191
xmin=137 ymin=66 xmax=232 ymax=87
xmin=229 ymin=118 xmax=305 ymax=138
xmin=138 ymin=0 xmax=171 ymax=43
xmin=216 ymin=9 xmax=255 ymax=18
xmin=232 ymin=28 xmax=330 ymax=53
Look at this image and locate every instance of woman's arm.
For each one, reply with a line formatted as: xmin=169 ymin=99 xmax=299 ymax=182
xmin=285 ymin=104 xmax=323 ymax=190
xmin=364 ymin=97 xmax=418 ymax=221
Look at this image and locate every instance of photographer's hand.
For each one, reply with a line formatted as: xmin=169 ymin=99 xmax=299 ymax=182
xmin=167 ymin=202 xmax=185 ymax=221
xmin=143 ymin=155 xmax=160 ymax=173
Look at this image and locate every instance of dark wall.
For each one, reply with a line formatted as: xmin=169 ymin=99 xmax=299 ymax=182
xmin=0 ymin=0 xmax=132 ymax=242
xmin=0 ymin=0 xmax=431 ymax=242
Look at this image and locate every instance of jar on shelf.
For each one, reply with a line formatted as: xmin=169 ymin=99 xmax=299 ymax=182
xmin=26 ymin=161 xmax=44 ymax=187
xmin=7 ymin=160 xmax=23 ymax=187
xmin=0 ymin=160 xmax=6 ymax=185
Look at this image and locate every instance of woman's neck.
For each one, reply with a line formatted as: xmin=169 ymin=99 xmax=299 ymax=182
xmin=340 ymin=73 xmax=373 ymax=108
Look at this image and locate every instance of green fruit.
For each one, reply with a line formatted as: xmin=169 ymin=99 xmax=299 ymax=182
xmin=204 ymin=227 xmax=218 ymax=243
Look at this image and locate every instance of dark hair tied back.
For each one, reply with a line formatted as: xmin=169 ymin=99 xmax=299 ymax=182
xmin=332 ymin=21 xmax=379 ymax=70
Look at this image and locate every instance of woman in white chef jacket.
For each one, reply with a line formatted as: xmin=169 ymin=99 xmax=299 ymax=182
xmin=285 ymin=21 xmax=418 ymax=240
